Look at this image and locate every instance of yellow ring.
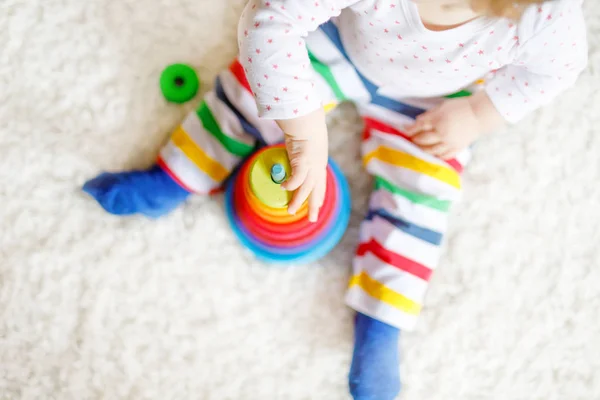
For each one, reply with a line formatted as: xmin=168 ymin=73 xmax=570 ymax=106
xmin=249 ymin=147 xmax=293 ymax=209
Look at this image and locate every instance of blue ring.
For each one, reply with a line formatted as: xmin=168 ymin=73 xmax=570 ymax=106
xmin=225 ymin=159 xmax=349 ymax=263
xmin=225 ymin=158 xmax=351 ymax=265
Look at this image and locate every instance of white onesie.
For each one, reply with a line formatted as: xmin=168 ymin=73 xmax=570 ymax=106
xmin=238 ymin=0 xmax=587 ymax=122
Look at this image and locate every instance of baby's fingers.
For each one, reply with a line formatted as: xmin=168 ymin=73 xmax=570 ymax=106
xmin=421 ymin=143 xmax=449 ymax=157
xmin=287 ymin=175 xmax=314 ymax=215
xmin=282 ymin=137 xmax=309 ymax=191
xmin=282 ymin=159 xmax=308 ymax=192
xmin=413 ymin=131 xmax=441 ymax=146
xmin=308 ymin=171 xmax=327 ymax=223
xmin=406 ymin=113 xmax=435 ymax=136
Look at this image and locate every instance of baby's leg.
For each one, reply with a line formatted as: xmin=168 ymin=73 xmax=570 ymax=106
xmin=83 ymin=59 xmax=283 ymax=217
xmin=348 ymin=102 xmax=470 ymax=399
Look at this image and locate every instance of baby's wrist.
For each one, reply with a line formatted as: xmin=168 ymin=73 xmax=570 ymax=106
xmin=276 ymin=107 xmax=328 ymax=140
xmin=468 ymin=91 xmax=505 ymax=134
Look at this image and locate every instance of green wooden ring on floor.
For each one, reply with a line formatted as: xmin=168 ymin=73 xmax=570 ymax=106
xmin=160 ymin=64 xmax=200 ymax=104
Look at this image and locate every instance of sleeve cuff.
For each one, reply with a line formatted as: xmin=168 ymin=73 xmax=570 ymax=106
xmin=256 ymin=98 xmax=323 ymax=120
xmin=484 ymin=84 xmax=535 ymax=124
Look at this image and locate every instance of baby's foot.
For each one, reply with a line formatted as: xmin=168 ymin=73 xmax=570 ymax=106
xmin=83 ymin=164 xmax=190 ymax=218
xmin=349 ymin=312 xmax=401 ymax=400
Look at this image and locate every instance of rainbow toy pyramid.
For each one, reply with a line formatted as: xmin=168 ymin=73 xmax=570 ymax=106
xmin=225 ymin=144 xmax=351 ymax=264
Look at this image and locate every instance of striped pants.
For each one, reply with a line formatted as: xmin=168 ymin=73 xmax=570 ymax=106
xmin=159 ymin=22 xmax=472 ymax=331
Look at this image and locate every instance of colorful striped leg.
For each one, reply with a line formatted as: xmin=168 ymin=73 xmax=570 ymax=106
xmin=346 ymin=108 xmax=469 ymax=399
xmin=84 ymin=59 xmax=281 ymax=217
xmin=158 ymin=59 xmax=282 ymax=195
xmin=346 ymin=106 xmax=470 ymax=331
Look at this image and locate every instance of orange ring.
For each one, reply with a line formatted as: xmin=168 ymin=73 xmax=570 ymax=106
xmin=244 ymin=178 xmax=308 ymax=221
xmin=234 ymin=170 xmax=309 ymax=227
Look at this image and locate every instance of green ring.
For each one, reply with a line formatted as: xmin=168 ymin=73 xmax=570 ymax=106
xmin=160 ymin=64 xmax=200 ymax=104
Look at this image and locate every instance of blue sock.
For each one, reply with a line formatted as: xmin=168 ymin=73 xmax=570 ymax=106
xmin=83 ymin=164 xmax=191 ymax=218
xmin=349 ymin=312 xmax=401 ymax=400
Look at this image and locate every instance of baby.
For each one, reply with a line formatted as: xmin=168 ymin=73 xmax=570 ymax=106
xmin=83 ymin=0 xmax=587 ymax=398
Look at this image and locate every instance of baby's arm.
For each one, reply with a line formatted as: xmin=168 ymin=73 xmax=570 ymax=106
xmin=484 ymin=2 xmax=588 ymax=123
xmin=409 ymin=2 xmax=588 ymax=158
xmin=238 ymin=0 xmax=360 ymax=220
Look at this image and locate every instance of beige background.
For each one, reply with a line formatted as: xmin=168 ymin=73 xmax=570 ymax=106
xmin=1 ymin=0 xmax=599 ymax=399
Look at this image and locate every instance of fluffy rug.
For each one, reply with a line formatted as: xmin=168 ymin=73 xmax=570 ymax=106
xmin=1 ymin=1 xmax=599 ymax=399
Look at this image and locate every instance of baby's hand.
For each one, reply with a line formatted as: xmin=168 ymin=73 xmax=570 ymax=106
xmin=406 ymin=91 xmax=504 ymax=160
xmin=277 ymin=109 xmax=329 ymax=223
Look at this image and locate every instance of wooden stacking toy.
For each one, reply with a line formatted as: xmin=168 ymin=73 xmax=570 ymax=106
xmin=225 ymin=144 xmax=351 ymax=264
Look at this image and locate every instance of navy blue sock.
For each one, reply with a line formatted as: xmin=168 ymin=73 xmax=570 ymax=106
xmin=349 ymin=312 xmax=401 ymax=400
xmin=83 ymin=164 xmax=191 ymax=218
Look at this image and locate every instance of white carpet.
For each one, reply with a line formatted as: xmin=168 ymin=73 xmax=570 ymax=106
xmin=1 ymin=1 xmax=600 ymax=399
